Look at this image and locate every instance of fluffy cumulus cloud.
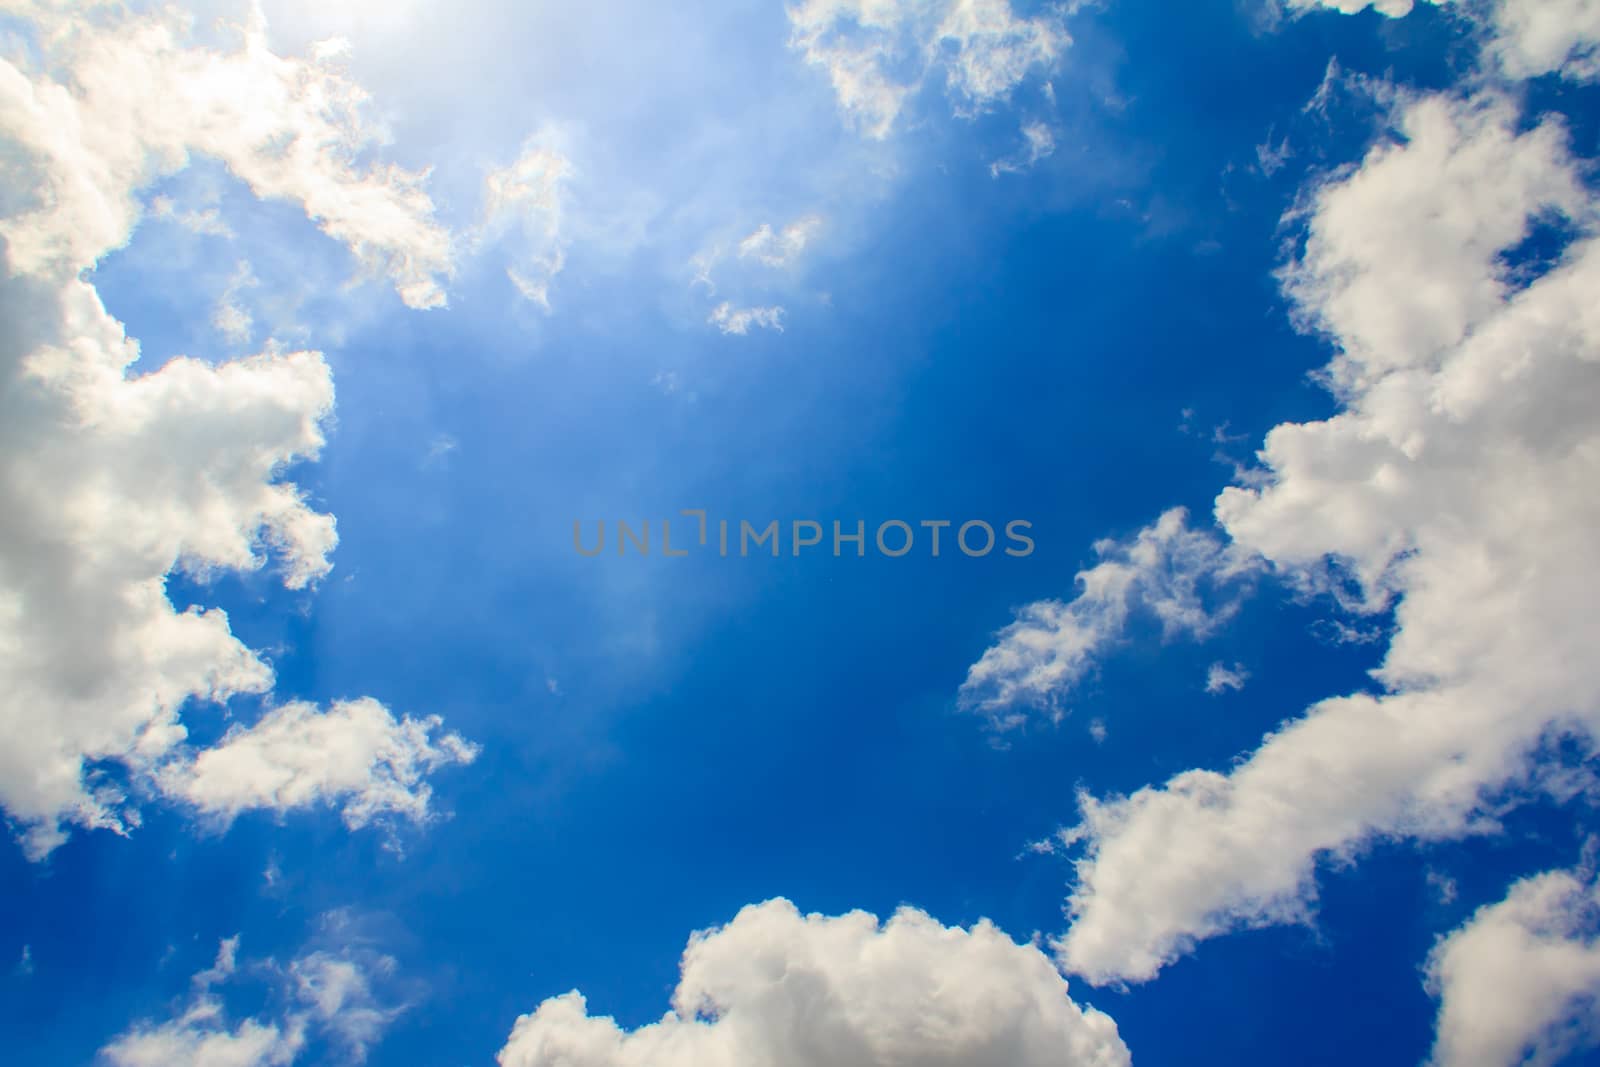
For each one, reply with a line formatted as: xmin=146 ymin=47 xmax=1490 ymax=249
xmin=159 ymin=699 xmax=478 ymax=832
xmin=787 ymin=0 xmax=1070 ymax=139
xmin=101 ymin=935 xmax=402 ymax=1067
xmin=1487 ymin=0 xmax=1600 ymax=80
xmin=0 ymin=0 xmax=454 ymax=306
xmin=1046 ymin=90 xmax=1600 ymax=987
xmin=103 ymin=1010 xmax=302 ymax=1067
xmin=960 ymin=508 xmax=1259 ymax=726
xmin=0 ymin=1 xmax=471 ymax=856
xmin=1426 ymin=866 xmax=1600 ymax=1067
xmin=497 ymin=898 xmax=1129 ymax=1067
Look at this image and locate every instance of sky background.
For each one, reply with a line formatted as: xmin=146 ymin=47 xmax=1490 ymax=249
xmin=3 ymin=0 xmax=1600 ymax=1065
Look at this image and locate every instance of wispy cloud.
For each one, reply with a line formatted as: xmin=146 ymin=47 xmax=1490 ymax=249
xmin=708 ymin=302 xmax=785 ymax=336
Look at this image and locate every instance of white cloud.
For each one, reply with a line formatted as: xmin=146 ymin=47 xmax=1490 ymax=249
xmin=1203 ymin=662 xmax=1250 ymax=695
xmin=688 ymin=214 xmax=823 ymax=330
xmin=0 ymin=2 xmax=454 ymax=307
xmin=0 ymin=2 xmax=470 ymax=856
xmin=1291 ymin=0 xmax=1600 ymax=82
xmin=150 ymin=195 xmax=235 ymax=239
xmin=990 ymin=120 xmax=1057 ymax=177
xmin=1427 ymin=866 xmax=1600 ymax=1067
xmin=290 ymin=950 xmax=401 ymax=1060
xmin=0 ymin=269 xmax=333 ymax=856
xmin=212 ymin=260 xmax=259 ymax=345
xmin=788 ymin=0 xmax=1070 ymax=140
xmin=959 ymin=508 xmax=1260 ymax=726
xmin=159 ymin=698 xmax=478 ymax=833
xmin=1254 ymin=132 xmax=1293 ymax=178
xmin=102 ymin=935 xmax=402 ymax=1067
xmin=1488 ymin=0 xmax=1600 ymax=80
xmin=194 ymin=936 xmax=242 ymax=989
xmin=102 ymin=1009 xmax=302 ymax=1067
xmin=497 ymin=898 xmax=1129 ymax=1067
xmin=421 ymin=432 xmax=458 ymax=471
xmin=197 ymin=0 xmax=909 ymax=349
xmin=103 ymin=938 xmax=304 ymax=1067
xmin=936 ymin=0 xmax=1070 ymax=107
xmin=1426 ymin=868 xmax=1460 ymax=906
xmin=1050 ymin=92 xmax=1600 ymax=985
xmin=481 ymin=140 xmax=573 ymax=310
xmin=708 ymin=301 xmax=785 ymax=335
xmin=1288 ymin=0 xmax=1421 ymax=16
xmin=738 ymin=215 xmax=824 ymax=268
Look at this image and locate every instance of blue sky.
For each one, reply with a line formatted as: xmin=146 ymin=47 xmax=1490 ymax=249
xmin=4 ymin=1 xmax=1600 ymax=1064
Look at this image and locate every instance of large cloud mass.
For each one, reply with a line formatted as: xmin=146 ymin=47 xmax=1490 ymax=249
xmin=497 ymin=899 xmax=1129 ymax=1067
xmin=1049 ymin=87 xmax=1600 ymax=984
xmin=0 ymin=1 xmax=471 ymax=856
xmin=1424 ymin=865 xmax=1600 ymax=1067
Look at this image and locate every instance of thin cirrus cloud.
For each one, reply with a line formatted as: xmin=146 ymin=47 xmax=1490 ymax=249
xmin=959 ymin=508 xmax=1261 ymax=728
xmin=690 ymin=213 xmax=823 ymax=336
xmin=738 ymin=214 xmax=824 ymax=269
xmin=479 ymin=139 xmax=575 ymax=310
xmin=787 ymin=0 xmax=1070 ymax=141
xmin=211 ymin=260 xmax=260 ymax=345
xmin=684 ymin=1 xmax=1076 ymax=342
xmin=708 ymin=301 xmax=786 ymax=336
xmin=990 ymin=120 xmax=1058 ymax=177
xmin=0 ymin=1 xmax=473 ymax=857
xmin=496 ymin=898 xmax=1131 ymax=1067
